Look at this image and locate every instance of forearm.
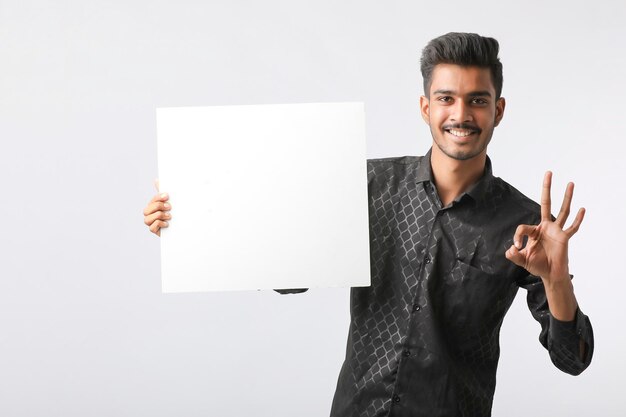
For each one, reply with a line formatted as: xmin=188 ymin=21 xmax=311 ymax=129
xmin=542 ymin=275 xmax=578 ymax=321
xmin=542 ymin=274 xmax=591 ymax=363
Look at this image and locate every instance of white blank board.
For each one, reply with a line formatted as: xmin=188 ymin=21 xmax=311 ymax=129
xmin=156 ymin=102 xmax=371 ymax=292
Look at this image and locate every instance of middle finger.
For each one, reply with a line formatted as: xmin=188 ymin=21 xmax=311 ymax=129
xmin=555 ymin=182 xmax=574 ymax=228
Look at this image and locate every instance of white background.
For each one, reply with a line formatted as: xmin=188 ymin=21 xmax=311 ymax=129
xmin=1 ymin=0 xmax=624 ymax=415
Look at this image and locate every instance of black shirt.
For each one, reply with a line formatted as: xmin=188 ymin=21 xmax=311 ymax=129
xmin=326 ymin=150 xmax=594 ymax=417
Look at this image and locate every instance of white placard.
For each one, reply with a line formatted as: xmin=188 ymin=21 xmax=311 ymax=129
xmin=156 ymin=102 xmax=371 ymax=292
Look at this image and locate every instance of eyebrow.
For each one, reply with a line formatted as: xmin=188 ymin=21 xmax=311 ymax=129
xmin=432 ymin=89 xmax=493 ymax=98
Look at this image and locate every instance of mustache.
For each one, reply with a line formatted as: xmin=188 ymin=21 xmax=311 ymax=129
xmin=442 ymin=123 xmax=482 ymax=133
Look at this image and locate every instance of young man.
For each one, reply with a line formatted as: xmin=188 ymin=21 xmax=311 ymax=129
xmin=143 ymin=32 xmax=593 ymax=417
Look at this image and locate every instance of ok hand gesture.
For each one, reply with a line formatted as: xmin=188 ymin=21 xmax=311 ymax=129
xmin=505 ymin=171 xmax=585 ymax=285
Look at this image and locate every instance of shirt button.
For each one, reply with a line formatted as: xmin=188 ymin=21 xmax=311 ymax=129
xmin=412 ymin=304 xmax=421 ymax=312
xmin=403 ymin=350 xmax=411 ymax=357
xmin=424 ymin=256 xmax=431 ymax=264
xmin=393 ymin=395 xmax=401 ymax=403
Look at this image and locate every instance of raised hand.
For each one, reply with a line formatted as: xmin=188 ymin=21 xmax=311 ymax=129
xmin=505 ymin=171 xmax=585 ymax=285
xmin=143 ymin=179 xmax=171 ymax=236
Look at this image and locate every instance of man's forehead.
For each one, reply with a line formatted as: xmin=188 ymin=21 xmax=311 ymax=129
xmin=429 ymin=64 xmax=495 ymax=95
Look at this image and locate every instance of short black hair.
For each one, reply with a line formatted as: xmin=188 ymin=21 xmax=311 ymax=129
xmin=420 ymin=32 xmax=503 ymax=99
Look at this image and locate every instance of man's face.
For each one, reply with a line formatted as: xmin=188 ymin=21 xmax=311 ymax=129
xmin=420 ymin=64 xmax=505 ymax=161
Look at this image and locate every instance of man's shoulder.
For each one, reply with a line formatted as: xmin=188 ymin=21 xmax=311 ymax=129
xmin=366 ymin=155 xmax=426 ymax=184
xmin=491 ymin=176 xmax=541 ymax=221
xmin=367 ymin=155 xmax=424 ymax=166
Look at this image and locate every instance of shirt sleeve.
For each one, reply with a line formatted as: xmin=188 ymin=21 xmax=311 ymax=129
xmin=517 ymin=273 xmax=594 ymax=375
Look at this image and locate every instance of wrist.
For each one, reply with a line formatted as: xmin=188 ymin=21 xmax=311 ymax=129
xmin=542 ymin=275 xmax=572 ymax=292
xmin=541 ymin=270 xmax=571 ymax=288
xmin=542 ymin=277 xmax=577 ymax=321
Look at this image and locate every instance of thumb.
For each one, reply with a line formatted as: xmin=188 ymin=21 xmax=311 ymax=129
xmin=505 ymin=245 xmax=526 ymax=268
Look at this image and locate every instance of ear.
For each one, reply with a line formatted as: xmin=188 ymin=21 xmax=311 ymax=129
xmin=494 ymin=97 xmax=506 ymax=127
xmin=419 ymin=95 xmax=430 ymax=125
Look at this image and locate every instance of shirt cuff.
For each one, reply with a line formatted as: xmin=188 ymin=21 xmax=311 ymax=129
xmin=548 ymin=307 xmax=587 ymax=346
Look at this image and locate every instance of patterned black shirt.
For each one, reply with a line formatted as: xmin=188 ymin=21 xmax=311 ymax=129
xmin=326 ymin=150 xmax=594 ymax=417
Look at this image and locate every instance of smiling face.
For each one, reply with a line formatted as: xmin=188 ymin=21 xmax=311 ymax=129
xmin=420 ymin=64 xmax=505 ymax=162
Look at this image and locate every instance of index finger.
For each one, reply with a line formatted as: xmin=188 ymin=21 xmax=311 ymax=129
xmin=149 ymin=192 xmax=169 ymax=203
xmin=541 ymin=171 xmax=552 ymax=222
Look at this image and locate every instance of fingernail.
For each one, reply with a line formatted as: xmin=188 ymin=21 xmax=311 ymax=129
xmin=164 ymin=203 xmax=170 ymax=209
xmin=161 ymin=193 xmax=168 ymax=199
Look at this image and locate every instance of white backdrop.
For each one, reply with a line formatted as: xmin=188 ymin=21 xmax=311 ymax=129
xmin=1 ymin=1 xmax=624 ymax=416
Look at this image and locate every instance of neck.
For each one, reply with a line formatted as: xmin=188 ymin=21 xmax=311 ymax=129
xmin=430 ymin=146 xmax=486 ymax=207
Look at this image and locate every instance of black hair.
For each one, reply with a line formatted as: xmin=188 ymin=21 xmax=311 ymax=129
xmin=420 ymin=32 xmax=503 ymax=99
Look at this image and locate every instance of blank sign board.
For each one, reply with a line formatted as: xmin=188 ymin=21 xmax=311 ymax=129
xmin=156 ymin=102 xmax=371 ymax=292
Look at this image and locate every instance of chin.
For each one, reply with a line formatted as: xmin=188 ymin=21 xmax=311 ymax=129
xmin=444 ymin=151 xmax=479 ymax=161
xmin=434 ymin=142 xmax=485 ymax=161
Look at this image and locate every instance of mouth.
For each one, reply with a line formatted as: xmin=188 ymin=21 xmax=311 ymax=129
xmin=444 ymin=127 xmax=480 ymax=138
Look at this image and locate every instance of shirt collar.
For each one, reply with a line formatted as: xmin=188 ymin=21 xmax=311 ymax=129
xmin=415 ymin=147 xmax=494 ymax=203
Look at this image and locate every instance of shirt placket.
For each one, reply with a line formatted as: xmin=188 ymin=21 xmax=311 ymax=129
xmin=388 ymin=181 xmax=444 ymax=415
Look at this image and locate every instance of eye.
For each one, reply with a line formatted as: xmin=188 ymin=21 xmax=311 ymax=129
xmin=471 ymin=98 xmax=488 ymax=105
xmin=437 ymin=96 xmax=452 ymax=103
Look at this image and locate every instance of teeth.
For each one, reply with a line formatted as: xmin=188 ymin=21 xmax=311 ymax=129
xmin=448 ymin=129 xmax=474 ymax=137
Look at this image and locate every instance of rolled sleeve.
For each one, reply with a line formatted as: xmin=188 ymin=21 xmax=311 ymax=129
xmin=519 ymin=272 xmax=594 ymax=376
xmin=547 ymin=307 xmax=594 ymax=375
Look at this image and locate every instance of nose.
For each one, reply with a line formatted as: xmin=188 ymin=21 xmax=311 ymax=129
xmin=450 ymin=101 xmax=473 ymax=123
